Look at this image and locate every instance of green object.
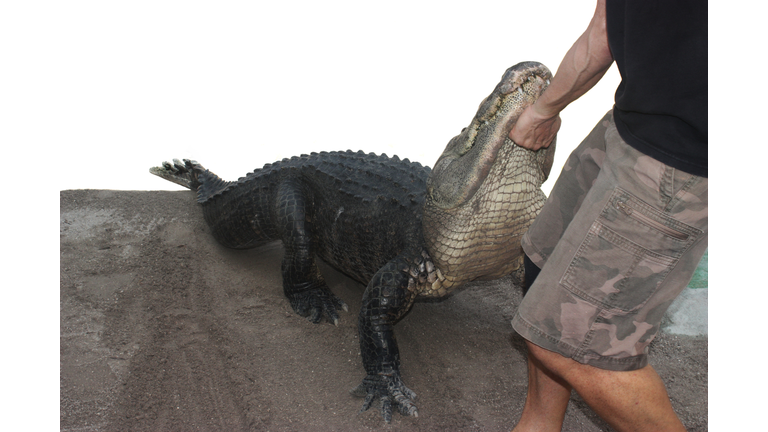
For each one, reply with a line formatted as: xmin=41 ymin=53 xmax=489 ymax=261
xmin=687 ymin=250 xmax=708 ymax=288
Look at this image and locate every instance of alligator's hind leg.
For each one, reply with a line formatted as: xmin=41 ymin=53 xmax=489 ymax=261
xmin=149 ymin=159 xmax=204 ymax=190
xmin=276 ymin=178 xmax=348 ymax=324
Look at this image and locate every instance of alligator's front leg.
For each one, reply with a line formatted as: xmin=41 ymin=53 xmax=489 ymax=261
xmin=276 ymin=178 xmax=348 ymax=324
xmin=352 ymin=253 xmax=422 ymax=422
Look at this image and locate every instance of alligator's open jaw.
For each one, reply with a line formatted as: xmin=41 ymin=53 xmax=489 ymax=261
xmin=427 ymin=62 xmax=552 ymax=210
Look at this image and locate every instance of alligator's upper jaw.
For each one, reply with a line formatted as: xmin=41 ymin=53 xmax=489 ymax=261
xmin=426 ymin=62 xmax=552 ymax=210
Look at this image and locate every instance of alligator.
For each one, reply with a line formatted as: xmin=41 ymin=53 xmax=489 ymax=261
xmin=150 ymin=61 xmax=555 ymax=422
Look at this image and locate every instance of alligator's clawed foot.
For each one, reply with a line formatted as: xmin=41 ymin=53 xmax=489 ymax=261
xmin=351 ymin=373 xmax=418 ymax=423
xmin=149 ymin=158 xmax=204 ymax=189
xmin=287 ymin=284 xmax=348 ymax=325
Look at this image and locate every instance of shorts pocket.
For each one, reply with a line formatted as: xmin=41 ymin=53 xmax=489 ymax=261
xmin=560 ymin=188 xmax=702 ymax=312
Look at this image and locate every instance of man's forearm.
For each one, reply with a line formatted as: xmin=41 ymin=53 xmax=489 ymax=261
xmin=508 ymin=0 xmax=614 ymax=150
xmin=533 ymin=0 xmax=614 ymax=117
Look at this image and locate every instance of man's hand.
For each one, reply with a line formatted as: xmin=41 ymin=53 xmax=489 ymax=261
xmin=509 ymin=105 xmax=561 ymax=151
xmin=509 ymin=0 xmax=612 ymax=152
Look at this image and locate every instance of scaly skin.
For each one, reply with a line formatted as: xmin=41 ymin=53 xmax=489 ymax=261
xmin=424 ymin=61 xmax=555 ymax=296
xmin=150 ymin=61 xmax=554 ymax=422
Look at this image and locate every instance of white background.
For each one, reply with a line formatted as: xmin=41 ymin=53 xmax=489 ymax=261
xmin=9 ymin=0 xmax=618 ymax=195
xmin=1 ymin=1 xmax=760 ymax=429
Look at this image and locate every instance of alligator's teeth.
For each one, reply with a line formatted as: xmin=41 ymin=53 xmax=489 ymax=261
xmin=409 ymin=266 xmax=420 ymax=279
xmin=546 ymin=79 xmax=551 ymax=85
xmin=418 ymin=273 xmax=427 ymax=284
xmin=517 ymin=87 xmax=524 ymax=95
xmin=407 ymin=278 xmax=417 ymax=292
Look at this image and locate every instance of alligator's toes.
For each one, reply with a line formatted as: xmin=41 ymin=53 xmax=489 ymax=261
xmin=308 ymin=305 xmax=324 ymax=324
xmin=383 ymin=394 xmax=418 ymax=421
xmin=322 ymin=296 xmax=344 ymax=325
xmin=351 ymin=374 xmax=419 ymax=422
xmin=172 ymin=158 xmax=187 ymax=172
xmin=288 ymin=296 xmax=312 ymax=319
xmin=393 ymin=388 xmax=419 ymax=417
xmin=306 ymin=293 xmax=342 ymax=325
xmin=161 ymin=161 xmax=177 ymax=173
xmin=288 ymin=286 xmax=347 ymax=325
xmin=358 ymin=391 xmax=375 ymax=413
xmin=381 ymin=399 xmax=393 ymax=423
xmin=334 ymin=296 xmax=349 ymax=313
xmin=183 ymin=159 xmax=201 ymax=170
xmin=397 ymin=383 xmax=417 ymax=402
xmin=350 ymin=382 xmax=368 ymax=399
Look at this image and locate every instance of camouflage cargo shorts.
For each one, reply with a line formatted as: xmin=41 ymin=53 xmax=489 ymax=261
xmin=511 ymin=109 xmax=708 ymax=371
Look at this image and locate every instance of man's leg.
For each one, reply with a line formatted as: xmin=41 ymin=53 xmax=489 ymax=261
xmin=512 ymin=348 xmax=572 ymax=432
xmin=517 ymin=341 xmax=686 ymax=432
xmin=513 ymin=112 xmax=706 ymax=430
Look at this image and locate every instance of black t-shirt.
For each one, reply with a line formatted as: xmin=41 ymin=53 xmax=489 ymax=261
xmin=606 ymin=0 xmax=707 ymax=177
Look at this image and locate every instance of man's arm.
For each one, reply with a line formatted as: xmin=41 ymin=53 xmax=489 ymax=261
xmin=509 ymin=0 xmax=614 ymax=150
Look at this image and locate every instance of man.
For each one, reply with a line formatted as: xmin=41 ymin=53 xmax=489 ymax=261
xmin=508 ymin=1 xmax=707 ymax=431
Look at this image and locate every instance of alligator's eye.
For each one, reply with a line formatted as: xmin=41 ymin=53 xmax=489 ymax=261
xmin=460 ymin=127 xmax=467 ymax=133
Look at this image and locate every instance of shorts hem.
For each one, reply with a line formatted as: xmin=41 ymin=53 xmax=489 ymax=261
xmin=512 ymin=311 xmax=649 ymax=372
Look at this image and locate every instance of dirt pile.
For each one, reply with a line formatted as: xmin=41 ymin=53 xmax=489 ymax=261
xmin=60 ymin=190 xmax=707 ymax=431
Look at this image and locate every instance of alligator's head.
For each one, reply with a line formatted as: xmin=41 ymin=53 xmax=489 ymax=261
xmin=421 ymin=62 xmax=556 ymax=296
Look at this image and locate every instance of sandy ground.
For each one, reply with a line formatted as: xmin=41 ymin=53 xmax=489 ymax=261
xmin=60 ymin=189 xmax=708 ymax=431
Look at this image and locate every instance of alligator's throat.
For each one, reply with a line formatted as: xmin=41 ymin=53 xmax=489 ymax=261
xmin=422 ymin=61 xmax=556 ymax=295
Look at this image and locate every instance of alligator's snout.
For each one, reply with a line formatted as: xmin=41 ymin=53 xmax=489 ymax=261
xmin=426 ymin=62 xmax=552 ymax=210
xmin=498 ymin=61 xmax=552 ymax=100
xmin=422 ymin=61 xmax=556 ymax=291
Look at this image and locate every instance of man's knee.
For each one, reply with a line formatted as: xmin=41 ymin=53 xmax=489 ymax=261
xmin=525 ymin=341 xmax=569 ymax=373
xmin=525 ymin=339 xmax=658 ymax=391
xmin=525 ymin=340 xmax=599 ymax=386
